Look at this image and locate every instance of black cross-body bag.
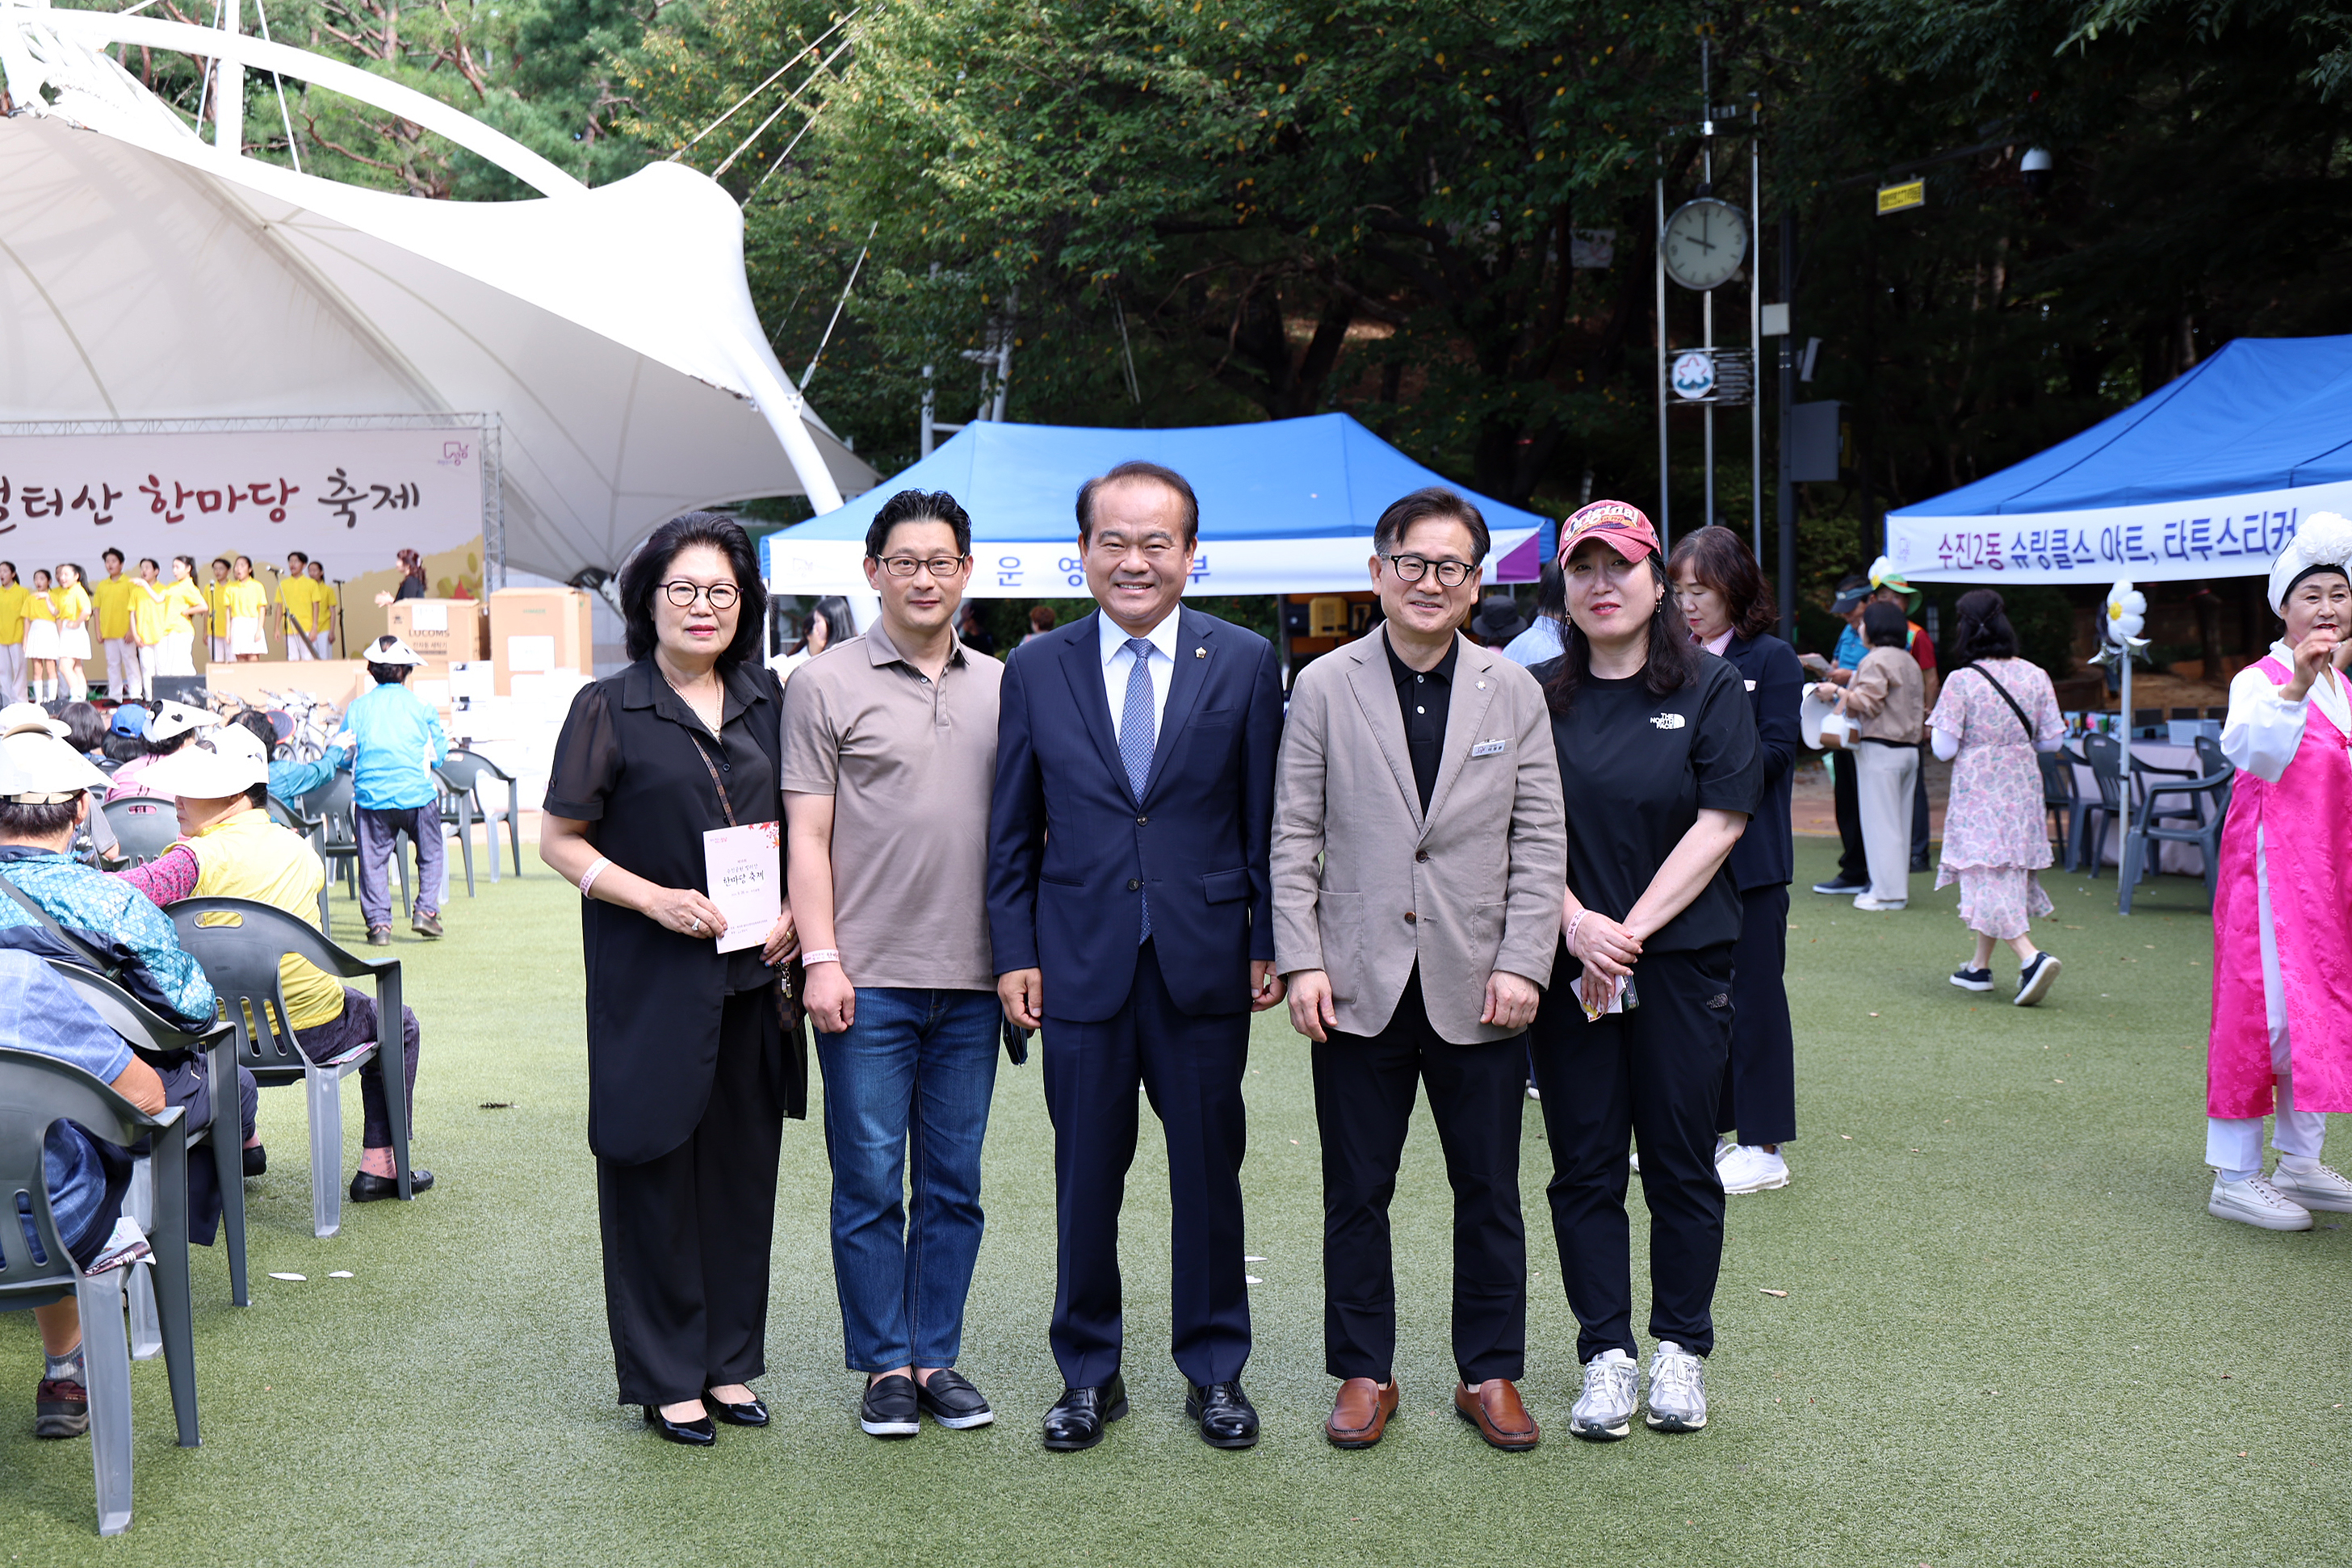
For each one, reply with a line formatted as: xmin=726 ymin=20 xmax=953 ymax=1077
xmin=1960 ymin=661 xmax=2037 ymax=743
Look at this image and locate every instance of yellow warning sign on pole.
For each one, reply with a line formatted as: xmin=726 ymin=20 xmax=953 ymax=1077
xmin=1876 ymin=179 xmax=1926 ymax=216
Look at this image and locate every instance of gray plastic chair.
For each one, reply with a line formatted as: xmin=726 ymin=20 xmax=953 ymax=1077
xmin=265 ymin=794 xmax=336 ymax=934
xmin=2119 ymin=746 xmax=2234 ymax=914
xmin=164 ymin=898 xmax=411 ymax=1240
xmin=2038 ymin=748 xmax=2095 ymax=872
xmin=302 ymin=771 xmax=417 ymax=919
xmin=2079 ymin=736 xmax=2128 ymax=876
xmin=49 ymin=962 xmax=248 ymax=1309
xmin=99 ymin=797 xmax=178 ymax=866
xmin=442 ymin=748 xmax=522 ymax=878
xmin=427 ymin=766 xmax=477 ymax=898
xmin=0 ymin=1047 xmax=198 ymax=1537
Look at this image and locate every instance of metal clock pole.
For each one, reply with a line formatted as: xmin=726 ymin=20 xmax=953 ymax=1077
xmin=1700 ymin=40 xmax=1714 ymax=533
xmin=1749 ymin=103 xmax=1764 ymax=561
xmin=1655 ymin=174 xmax=1670 ymax=544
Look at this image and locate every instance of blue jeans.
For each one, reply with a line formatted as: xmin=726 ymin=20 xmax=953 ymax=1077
xmin=815 ymin=988 xmax=1000 ymax=1372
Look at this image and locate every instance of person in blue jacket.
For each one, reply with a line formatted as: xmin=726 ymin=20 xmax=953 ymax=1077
xmin=341 ymin=635 xmax=447 ymax=945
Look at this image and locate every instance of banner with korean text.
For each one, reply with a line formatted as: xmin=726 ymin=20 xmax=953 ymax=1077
xmin=1887 ymin=480 xmax=2352 ymax=584
xmin=0 ymin=417 xmax=494 ymax=571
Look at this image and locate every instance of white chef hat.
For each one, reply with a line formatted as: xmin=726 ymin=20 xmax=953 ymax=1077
xmin=2270 ymin=512 xmax=2352 ymax=611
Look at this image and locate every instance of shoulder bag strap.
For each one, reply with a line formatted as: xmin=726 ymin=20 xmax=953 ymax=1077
xmin=1962 ymin=661 xmax=2037 ymax=744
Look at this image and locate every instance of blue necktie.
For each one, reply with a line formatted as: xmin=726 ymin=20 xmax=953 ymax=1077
xmin=1120 ymin=637 xmax=1155 ymax=941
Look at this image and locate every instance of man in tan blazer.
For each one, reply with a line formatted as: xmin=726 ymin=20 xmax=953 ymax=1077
xmin=1272 ymin=487 xmax=1566 ymax=1454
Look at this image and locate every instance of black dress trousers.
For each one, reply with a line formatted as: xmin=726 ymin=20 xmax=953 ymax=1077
xmin=1040 ymin=938 xmax=1251 ymax=1391
xmin=596 ymin=988 xmax=786 ymax=1408
xmin=1530 ymin=945 xmax=1734 ymax=1365
xmin=1313 ymin=968 xmax=1526 ymax=1386
xmin=1719 ymin=883 xmax=1797 ymax=1147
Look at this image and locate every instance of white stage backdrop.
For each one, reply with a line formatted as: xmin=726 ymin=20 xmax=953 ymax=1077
xmin=1886 ymin=480 xmax=2352 ymax=584
xmin=765 ymin=528 xmax=1541 ymax=598
xmin=0 ymin=417 xmax=493 ymax=568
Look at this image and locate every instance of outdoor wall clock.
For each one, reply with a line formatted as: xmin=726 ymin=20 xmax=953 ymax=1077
xmin=1662 ymin=198 xmax=1750 ymax=291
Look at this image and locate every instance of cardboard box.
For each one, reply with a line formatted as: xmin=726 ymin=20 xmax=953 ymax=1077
xmin=489 ymin=588 xmax=595 ymax=696
xmin=386 ymin=598 xmax=488 ymax=661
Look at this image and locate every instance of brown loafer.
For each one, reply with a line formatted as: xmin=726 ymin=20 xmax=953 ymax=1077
xmin=1453 ymin=1378 xmax=1539 ymax=1451
xmin=1324 ymin=1377 xmax=1399 ymax=1449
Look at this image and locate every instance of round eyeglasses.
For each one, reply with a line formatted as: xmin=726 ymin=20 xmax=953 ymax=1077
xmin=662 ymin=580 xmax=740 ymax=610
xmin=1382 ymin=553 xmax=1477 ymax=588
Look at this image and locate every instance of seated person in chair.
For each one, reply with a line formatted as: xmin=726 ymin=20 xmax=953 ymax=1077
xmin=0 ymin=711 xmax=266 ymax=1245
xmin=227 ymin=709 xmax=352 ymax=808
xmin=111 ymin=723 xmax=434 ymax=1204
xmin=0 ymin=949 xmax=162 ymax=1440
xmin=102 ymin=700 xmax=219 ymax=803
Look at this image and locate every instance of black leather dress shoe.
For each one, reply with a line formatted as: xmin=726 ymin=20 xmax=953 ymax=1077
xmin=703 ymin=1388 xmax=769 ymax=1427
xmin=915 ymin=1368 xmax=995 ymax=1428
xmin=1042 ymin=1373 xmax=1128 ymax=1451
xmin=242 ymin=1143 xmax=267 ymax=1178
xmin=1185 ymin=1379 xmax=1260 ymax=1449
xmin=643 ymin=1405 xmax=716 ymax=1446
xmin=349 ymin=1168 xmax=434 ymax=1202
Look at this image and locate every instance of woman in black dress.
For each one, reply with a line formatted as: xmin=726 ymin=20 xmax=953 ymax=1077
xmin=540 ymin=513 xmax=803 ymax=1446
xmin=1526 ymin=501 xmax=1759 ymax=1444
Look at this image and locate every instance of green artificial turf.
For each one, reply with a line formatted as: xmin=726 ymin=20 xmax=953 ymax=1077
xmin=2 ymin=840 xmax=2345 ymax=1566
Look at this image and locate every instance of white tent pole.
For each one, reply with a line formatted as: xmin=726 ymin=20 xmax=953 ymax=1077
xmin=213 ymin=0 xmax=242 ymax=156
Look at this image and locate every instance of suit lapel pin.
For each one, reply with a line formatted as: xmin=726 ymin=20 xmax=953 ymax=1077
xmin=1476 ymin=680 xmax=1486 ymax=690
xmin=1194 ymin=647 xmax=1207 ymax=658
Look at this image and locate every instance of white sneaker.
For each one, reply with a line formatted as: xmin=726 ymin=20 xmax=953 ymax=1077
xmin=1717 ymin=1143 xmax=1790 ymax=1193
xmin=2207 ymin=1173 xmax=2314 ymax=1231
xmin=2269 ymin=1162 xmax=2352 ymax=1214
xmin=1644 ymin=1342 xmax=1708 ymax=1432
xmin=1569 ymin=1349 xmax=1638 ymax=1441
xmin=1851 ymin=895 xmax=1908 ymax=912
xmin=1628 ymin=1150 xmax=1641 ymax=1174
xmin=1525 ymin=1080 xmax=1541 ymax=1101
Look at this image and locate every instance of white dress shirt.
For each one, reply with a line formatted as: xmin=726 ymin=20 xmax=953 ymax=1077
xmin=2223 ymin=639 xmax=2350 ymax=784
xmin=1100 ymin=606 xmax=1181 ymax=744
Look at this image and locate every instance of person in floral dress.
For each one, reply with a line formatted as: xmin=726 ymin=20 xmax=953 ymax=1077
xmin=1928 ymin=589 xmax=2069 ymax=1006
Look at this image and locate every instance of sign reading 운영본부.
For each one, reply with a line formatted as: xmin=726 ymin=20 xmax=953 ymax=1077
xmin=0 ymin=422 xmax=488 ymax=564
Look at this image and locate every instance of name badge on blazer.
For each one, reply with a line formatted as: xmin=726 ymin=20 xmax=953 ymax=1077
xmin=1470 ymin=739 xmax=1509 ymax=757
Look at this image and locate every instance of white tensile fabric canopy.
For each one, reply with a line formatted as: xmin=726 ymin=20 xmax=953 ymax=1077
xmin=0 ymin=3 xmax=877 ymax=583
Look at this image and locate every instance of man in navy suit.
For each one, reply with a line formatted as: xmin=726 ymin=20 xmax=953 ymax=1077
xmin=988 ymin=460 xmax=1286 ymax=1452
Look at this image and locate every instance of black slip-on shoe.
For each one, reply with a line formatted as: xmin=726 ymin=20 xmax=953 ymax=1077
xmin=349 ymin=1168 xmax=434 ymax=1202
xmin=916 ymin=1368 xmax=995 ymax=1428
xmin=644 ymin=1404 xmax=716 ymax=1446
xmin=861 ymin=1374 xmax=920 ymax=1438
xmin=243 ymin=1142 xmax=268 ymax=1177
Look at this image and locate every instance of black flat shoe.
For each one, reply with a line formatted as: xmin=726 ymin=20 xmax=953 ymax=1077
xmin=861 ymin=1374 xmax=920 ymax=1438
xmin=703 ymin=1387 xmax=769 ymax=1427
xmin=349 ymin=1168 xmax=434 ymax=1202
xmin=1185 ymin=1379 xmax=1260 ymax=1449
xmin=242 ymin=1143 xmax=267 ymax=1177
xmin=643 ymin=1405 xmax=716 ymax=1446
xmin=916 ymin=1368 xmax=995 ymax=1429
xmin=1042 ymin=1373 xmax=1127 ymax=1452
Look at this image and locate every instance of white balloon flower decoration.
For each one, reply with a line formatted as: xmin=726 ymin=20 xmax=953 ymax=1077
xmin=2105 ymin=581 xmax=2149 ymax=647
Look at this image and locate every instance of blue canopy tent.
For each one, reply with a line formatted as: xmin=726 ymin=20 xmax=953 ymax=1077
xmin=761 ymin=413 xmax=1553 ymax=597
xmin=1887 ymin=335 xmax=2352 ymax=585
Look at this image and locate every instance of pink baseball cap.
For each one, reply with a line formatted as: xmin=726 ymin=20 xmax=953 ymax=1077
xmin=1558 ymin=500 xmax=1661 ymax=564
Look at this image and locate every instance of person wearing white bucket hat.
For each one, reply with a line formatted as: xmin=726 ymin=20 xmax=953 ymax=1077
xmin=103 ymin=699 xmax=220 ymax=803
xmin=343 ymin=635 xmax=448 ymax=945
xmin=0 ymin=712 xmax=266 ymax=1241
xmin=2202 ymin=512 xmax=2352 ymax=1231
xmin=116 ymin=723 xmax=434 ymax=1205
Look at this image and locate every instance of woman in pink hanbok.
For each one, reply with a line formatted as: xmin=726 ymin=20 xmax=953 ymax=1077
xmin=2206 ymin=514 xmax=2352 ymax=1231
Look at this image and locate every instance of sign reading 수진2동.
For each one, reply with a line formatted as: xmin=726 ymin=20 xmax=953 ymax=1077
xmin=0 ymin=421 xmax=490 ymax=564
xmin=1886 ymin=480 xmax=2352 ymax=584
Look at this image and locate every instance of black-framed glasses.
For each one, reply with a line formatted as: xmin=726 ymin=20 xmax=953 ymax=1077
xmin=877 ymin=556 xmax=969 ymax=579
xmin=662 ymin=580 xmax=740 ymax=610
xmin=1382 ymin=553 xmax=1477 ymax=588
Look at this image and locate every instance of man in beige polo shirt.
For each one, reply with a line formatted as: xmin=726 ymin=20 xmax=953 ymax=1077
xmin=782 ymin=489 xmax=1006 ymax=1444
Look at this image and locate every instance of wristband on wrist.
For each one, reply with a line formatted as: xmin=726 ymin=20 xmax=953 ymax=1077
xmin=801 ymin=949 xmax=841 ymax=966
xmin=1566 ymin=911 xmax=1587 ymax=953
xmin=578 ymin=856 xmax=611 ymax=899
